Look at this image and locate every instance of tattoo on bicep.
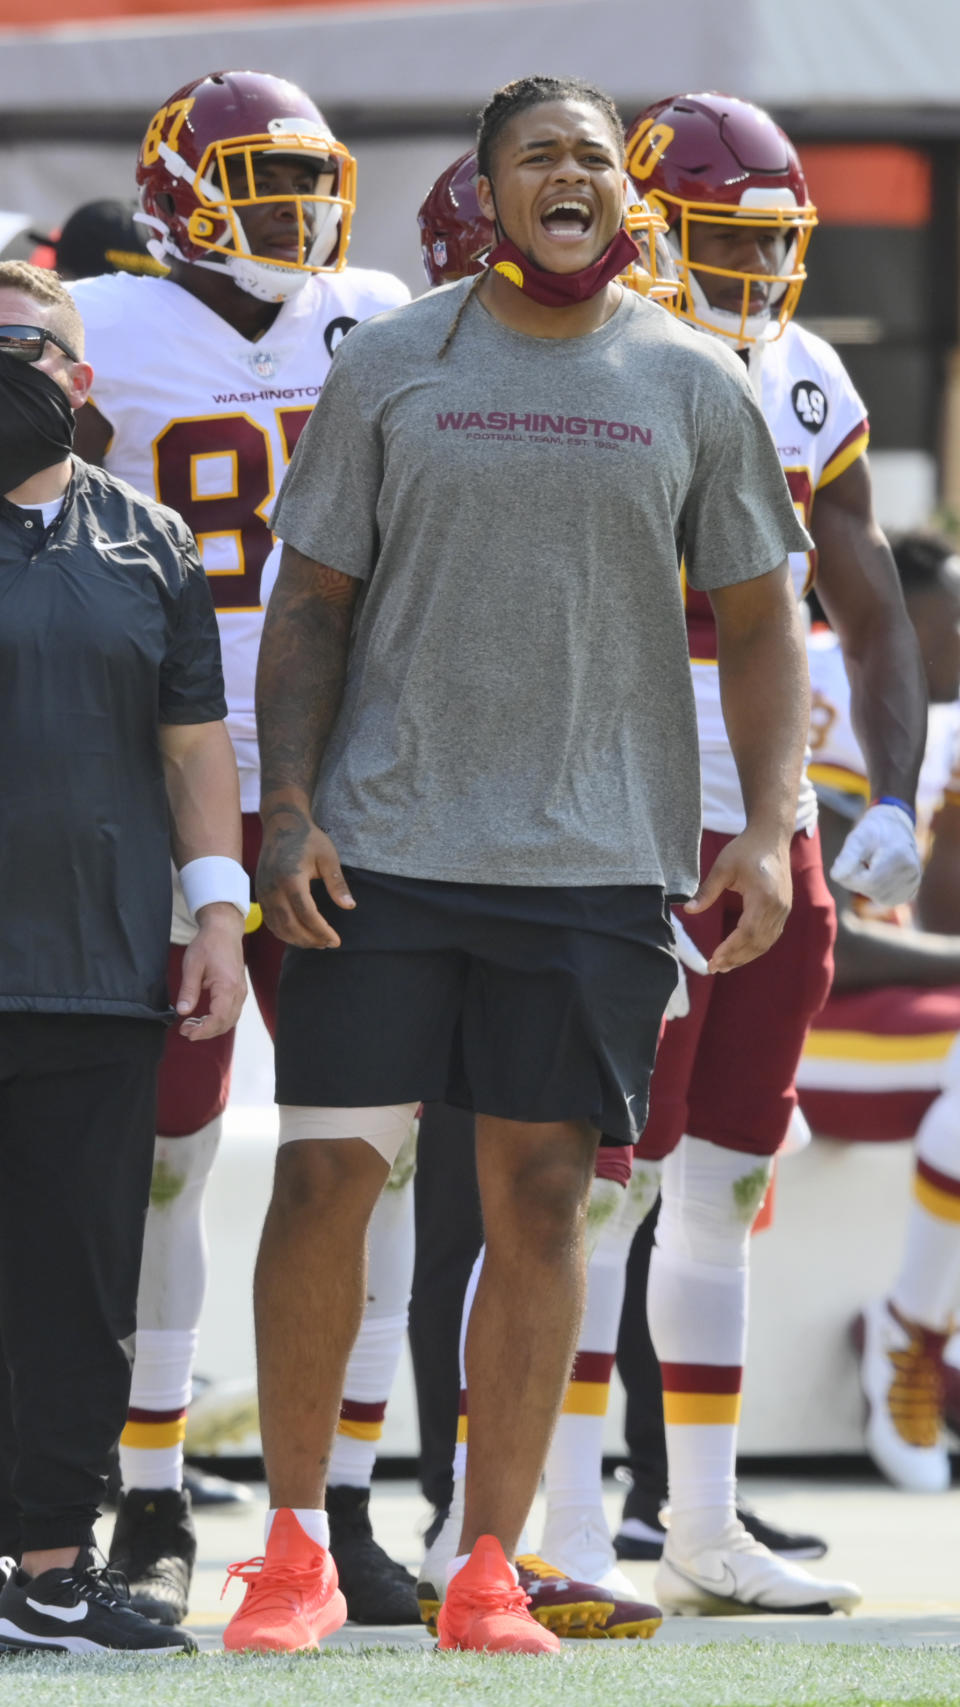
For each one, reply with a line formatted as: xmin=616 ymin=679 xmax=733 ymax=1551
xmin=313 ymin=563 xmax=360 ymax=609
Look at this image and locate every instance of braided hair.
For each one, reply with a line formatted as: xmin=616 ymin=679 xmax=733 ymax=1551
xmin=438 ymin=75 xmax=625 ymax=358
xmin=476 ymin=75 xmax=625 ymax=179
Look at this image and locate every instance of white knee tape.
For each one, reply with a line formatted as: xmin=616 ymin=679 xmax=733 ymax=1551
xmin=277 ymin=1103 xmax=419 ymax=1167
xmin=658 ymin=1136 xmax=772 ymax=1270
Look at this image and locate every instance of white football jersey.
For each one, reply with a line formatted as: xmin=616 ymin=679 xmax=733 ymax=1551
xmin=807 ymin=625 xmax=959 ymax=842
xmin=72 ymin=268 xmax=411 ymax=809
xmin=688 ymin=319 xmax=869 ymax=836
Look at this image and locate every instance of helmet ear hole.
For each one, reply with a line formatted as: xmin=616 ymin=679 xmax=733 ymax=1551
xmin=187 ymin=211 xmax=218 ymax=243
xmin=155 ymin=193 xmax=175 ymax=217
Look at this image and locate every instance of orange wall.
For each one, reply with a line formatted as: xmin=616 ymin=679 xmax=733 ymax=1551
xmin=799 ymin=144 xmax=932 ymax=227
xmin=0 ymin=0 xmax=497 ymax=27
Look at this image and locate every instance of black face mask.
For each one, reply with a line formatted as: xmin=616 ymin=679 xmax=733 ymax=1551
xmin=0 ymin=350 xmax=76 ymax=496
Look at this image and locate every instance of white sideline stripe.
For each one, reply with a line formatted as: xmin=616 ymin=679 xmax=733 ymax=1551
xmin=795 ymin=1057 xmax=948 ymax=1092
xmin=0 ymin=1617 xmax=182 ymax=1655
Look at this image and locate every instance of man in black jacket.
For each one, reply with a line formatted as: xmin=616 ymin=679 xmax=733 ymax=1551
xmin=0 ymin=261 xmax=246 ymax=1656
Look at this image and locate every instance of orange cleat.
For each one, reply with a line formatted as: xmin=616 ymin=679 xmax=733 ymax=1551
xmin=222 ymin=1509 xmax=347 ymax=1653
xmin=437 ymin=1535 xmax=561 ymax=1655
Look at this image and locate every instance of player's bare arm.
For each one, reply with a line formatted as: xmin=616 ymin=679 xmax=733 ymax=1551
xmin=689 ymin=563 xmax=809 ymax=972
xmin=256 ymin=542 xmax=360 ymax=949
xmin=160 ymin=718 xmax=247 ymax=1039
xmin=813 ymin=455 xmax=926 ymax=801
xmin=72 ymin=398 xmax=113 ymax=464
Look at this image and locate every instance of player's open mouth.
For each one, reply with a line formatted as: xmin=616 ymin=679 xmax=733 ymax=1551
xmin=539 ymin=198 xmax=595 ymax=240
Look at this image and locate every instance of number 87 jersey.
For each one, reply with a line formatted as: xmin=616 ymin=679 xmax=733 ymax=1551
xmin=71 ymin=266 xmax=410 ymax=807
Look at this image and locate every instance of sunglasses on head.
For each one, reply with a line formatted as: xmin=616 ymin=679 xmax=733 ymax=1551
xmin=0 ymin=324 xmax=80 ymax=365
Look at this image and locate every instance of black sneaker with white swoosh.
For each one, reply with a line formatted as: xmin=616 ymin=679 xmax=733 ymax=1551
xmin=0 ymin=1549 xmax=196 ymax=1655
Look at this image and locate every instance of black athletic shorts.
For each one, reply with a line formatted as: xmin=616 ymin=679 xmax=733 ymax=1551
xmin=275 ymin=867 xmax=677 ymax=1145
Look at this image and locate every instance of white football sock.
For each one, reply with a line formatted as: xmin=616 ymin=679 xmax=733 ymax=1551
xmin=329 ymin=1129 xmax=416 ymax=1488
xmin=120 ymin=1119 xmax=221 ymax=1493
xmin=543 ymin=1162 xmax=661 ymax=1536
xmin=451 ymin=1249 xmax=483 ymax=1486
xmin=446 ymin=1549 xmax=518 ymax=1589
xmin=891 ymin=1086 xmax=960 ymax=1331
xmin=266 ymin=1507 xmax=330 ymax=1549
xmin=648 ymin=1136 xmax=771 ymax=1557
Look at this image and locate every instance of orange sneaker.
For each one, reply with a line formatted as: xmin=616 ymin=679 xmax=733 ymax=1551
xmin=437 ymin=1536 xmax=561 ymax=1655
xmin=222 ymin=1509 xmax=347 ymax=1653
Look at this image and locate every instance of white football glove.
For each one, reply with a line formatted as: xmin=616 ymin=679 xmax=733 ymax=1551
xmin=664 ymin=914 xmax=710 ymax=1021
xmin=830 ymin=802 xmax=922 ymax=907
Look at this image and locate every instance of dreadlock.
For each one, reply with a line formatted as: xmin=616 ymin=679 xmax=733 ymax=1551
xmin=437 ymin=273 xmax=485 ymax=359
xmin=438 ymin=74 xmax=625 ymax=358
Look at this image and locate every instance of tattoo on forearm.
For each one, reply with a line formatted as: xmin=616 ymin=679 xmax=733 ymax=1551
xmin=256 ymin=554 xmax=359 ymax=805
xmin=258 ymin=804 xmax=314 ymax=892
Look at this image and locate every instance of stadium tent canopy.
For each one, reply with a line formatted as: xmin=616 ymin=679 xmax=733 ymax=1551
xmin=1 ymin=0 xmax=959 ymax=121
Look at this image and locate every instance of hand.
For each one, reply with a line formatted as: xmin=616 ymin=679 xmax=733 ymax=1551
xmin=685 ymin=829 xmax=792 ymax=973
xmin=175 ymin=904 xmax=247 ymax=1040
xmin=257 ymin=803 xmax=355 ymax=948
xmin=663 ymin=914 xmax=710 ymax=1020
xmin=830 ymin=802 xmax=922 ymax=906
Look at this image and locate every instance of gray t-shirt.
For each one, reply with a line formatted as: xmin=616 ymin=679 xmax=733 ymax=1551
xmin=272 ymin=282 xmax=811 ymax=895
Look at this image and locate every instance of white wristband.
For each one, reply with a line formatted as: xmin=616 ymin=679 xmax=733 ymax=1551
xmin=179 ymin=856 xmax=250 ymax=922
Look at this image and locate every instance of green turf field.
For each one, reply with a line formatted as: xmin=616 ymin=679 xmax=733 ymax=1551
xmin=2 ymin=1642 xmax=960 ymax=1707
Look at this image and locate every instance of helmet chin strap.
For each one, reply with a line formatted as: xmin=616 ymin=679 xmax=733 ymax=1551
xmin=210 ymin=196 xmax=343 ymax=303
xmin=137 ymin=219 xmax=311 ymax=302
xmin=685 ymin=273 xmax=771 ymax=400
xmin=225 ymin=256 xmax=311 ymax=304
xmin=662 ymin=228 xmax=770 ymax=351
xmin=140 ymin=149 xmax=341 ymax=303
xmin=685 ymin=267 xmax=771 ymax=348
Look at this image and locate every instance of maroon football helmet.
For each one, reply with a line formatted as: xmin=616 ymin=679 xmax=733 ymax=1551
xmin=625 ymin=93 xmax=817 ymax=343
xmin=418 ymin=149 xmax=679 ymax=303
xmin=136 ymin=70 xmax=356 ymax=303
xmin=418 ymin=151 xmax=492 ymax=286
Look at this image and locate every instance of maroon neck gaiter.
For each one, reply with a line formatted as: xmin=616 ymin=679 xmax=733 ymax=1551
xmin=485 ymin=227 xmax=640 ymax=308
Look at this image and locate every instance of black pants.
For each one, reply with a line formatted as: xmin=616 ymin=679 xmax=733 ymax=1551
xmin=0 ymin=1014 xmax=165 ymax=1555
xmin=409 ymin=1103 xmax=483 ymax=1513
xmin=617 ymin=1197 xmax=668 ymax=1510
